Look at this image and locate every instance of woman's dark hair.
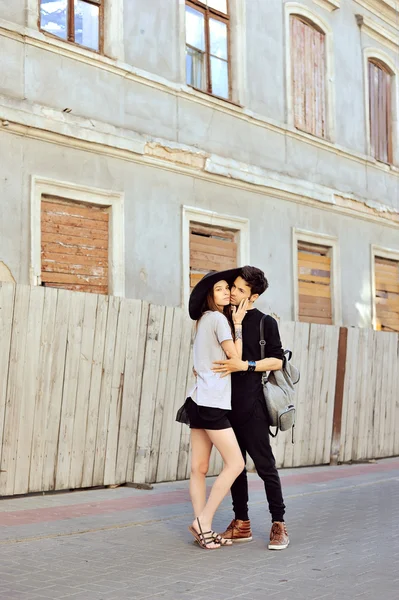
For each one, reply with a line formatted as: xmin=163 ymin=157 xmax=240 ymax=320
xmin=198 ymin=286 xmax=235 ymax=339
xmin=241 ymin=265 xmax=269 ymax=296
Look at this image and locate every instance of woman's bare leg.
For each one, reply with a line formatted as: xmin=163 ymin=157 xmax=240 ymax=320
xmin=192 ymin=427 xmax=244 ymax=539
xmin=189 ymin=429 xmax=212 ymax=517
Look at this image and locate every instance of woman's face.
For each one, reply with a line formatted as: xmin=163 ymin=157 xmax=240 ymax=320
xmin=213 ymin=280 xmax=231 ymax=309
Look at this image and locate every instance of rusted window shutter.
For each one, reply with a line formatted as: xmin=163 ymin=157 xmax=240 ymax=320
xmin=189 ymin=223 xmax=237 ymax=290
xmin=297 ymin=241 xmax=332 ymax=324
xmin=291 ymin=16 xmax=326 ymax=138
xmin=374 ymin=256 xmax=399 ymax=332
xmin=41 ymin=196 xmax=109 ymax=294
xmin=369 ymin=60 xmax=392 ymax=164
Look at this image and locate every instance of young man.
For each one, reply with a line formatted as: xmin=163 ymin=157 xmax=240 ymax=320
xmin=212 ymin=265 xmax=289 ymax=550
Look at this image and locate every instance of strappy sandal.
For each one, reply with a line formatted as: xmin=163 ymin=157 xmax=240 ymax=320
xmin=188 ymin=518 xmax=221 ymax=550
xmin=212 ymin=532 xmax=233 ymax=546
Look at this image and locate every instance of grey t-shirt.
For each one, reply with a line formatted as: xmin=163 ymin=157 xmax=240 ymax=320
xmin=193 ymin=311 xmax=233 ymax=410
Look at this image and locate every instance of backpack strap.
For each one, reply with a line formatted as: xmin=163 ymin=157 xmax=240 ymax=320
xmin=259 ymin=315 xmax=267 ymax=360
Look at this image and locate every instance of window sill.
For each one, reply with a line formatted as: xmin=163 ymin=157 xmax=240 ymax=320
xmin=39 ymin=28 xmax=102 ymax=55
xmin=185 ymin=85 xmax=243 ymax=109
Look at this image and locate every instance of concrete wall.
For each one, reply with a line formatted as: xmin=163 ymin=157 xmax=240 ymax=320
xmin=0 ymin=0 xmax=398 ymax=327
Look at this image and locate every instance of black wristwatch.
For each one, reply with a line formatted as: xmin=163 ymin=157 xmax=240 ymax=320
xmin=247 ymin=360 xmax=256 ymax=372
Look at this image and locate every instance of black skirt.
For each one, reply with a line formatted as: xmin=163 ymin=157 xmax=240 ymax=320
xmin=176 ymin=397 xmax=232 ymax=431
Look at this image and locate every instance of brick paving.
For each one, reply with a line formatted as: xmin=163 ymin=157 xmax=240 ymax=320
xmin=0 ymin=458 xmax=398 ymax=600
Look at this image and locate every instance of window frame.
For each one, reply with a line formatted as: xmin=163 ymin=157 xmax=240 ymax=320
xmin=371 ymin=244 xmax=399 ymax=331
xmin=31 ymin=177 xmax=125 ymax=296
xmin=185 ymin=0 xmax=232 ymax=101
xmin=285 ymin=2 xmax=336 ymax=141
xmin=38 ymin=0 xmax=104 ymax=53
xmin=363 ymin=48 xmax=398 ymax=167
xmin=182 ymin=205 xmax=249 ymax=308
xmin=292 ymin=228 xmax=341 ymax=325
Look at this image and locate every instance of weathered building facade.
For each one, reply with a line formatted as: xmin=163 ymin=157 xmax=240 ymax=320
xmin=0 ymin=0 xmax=398 ymax=330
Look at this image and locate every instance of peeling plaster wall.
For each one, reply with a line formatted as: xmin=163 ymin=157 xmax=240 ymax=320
xmin=1 ymin=132 xmax=397 ymax=327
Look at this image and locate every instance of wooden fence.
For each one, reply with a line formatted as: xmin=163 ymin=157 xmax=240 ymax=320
xmin=0 ymin=282 xmax=398 ymax=496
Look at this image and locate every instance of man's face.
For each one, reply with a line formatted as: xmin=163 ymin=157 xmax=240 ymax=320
xmin=230 ymin=276 xmax=254 ymax=306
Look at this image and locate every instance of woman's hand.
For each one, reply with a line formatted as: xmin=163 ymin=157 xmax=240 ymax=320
xmin=232 ymin=299 xmax=249 ymax=326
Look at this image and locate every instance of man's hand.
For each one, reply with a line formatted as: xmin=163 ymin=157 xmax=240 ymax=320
xmin=212 ymin=357 xmax=247 ymax=377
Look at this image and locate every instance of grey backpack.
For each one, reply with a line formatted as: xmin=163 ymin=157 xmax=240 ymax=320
xmin=260 ymin=316 xmax=300 ymax=442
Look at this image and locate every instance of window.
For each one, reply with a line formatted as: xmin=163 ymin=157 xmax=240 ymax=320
xmin=293 ymin=229 xmax=341 ymax=325
xmin=189 ymin=223 xmax=237 ymax=290
xmin=39 ymin=0 xmax=103 ymax=52
xmin=368 ymin=59 xmax=393 ymax=164
xmin=185 ymin=0 xmax=230 ymax=100
xmin=373 ymin=254 xmax=399 ymax=332
xmin=297 ymin=241 xmax=333 ymax=324
xmin=290 ymin=15 xmax=327 ymax=138
xmin=182 ymin=206 xmax=249 ymax=307
xmin=31 ymin=178 xmax=125 ymax=296
xmin=41 ymin=197 xmax=109 ymax=294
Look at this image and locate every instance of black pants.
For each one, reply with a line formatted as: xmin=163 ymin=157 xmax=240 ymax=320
xmin=230 ymin=398 xmax=286 ymax=523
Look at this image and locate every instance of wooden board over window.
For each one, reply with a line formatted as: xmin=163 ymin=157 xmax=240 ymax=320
xmin=291 ymin=15 xmax=326 ymax=138
xmin=298 ymin=241 xmax=332 ymax=324
xmin=374 ymin=256 xmax=399 ymax=332
xmin=190 ymin=223 xmax=237 ymax=290
xmin=369 ymin=60 xmax=392 ymax=165
xmin=41 ymin=196 xmax=109 ymax=294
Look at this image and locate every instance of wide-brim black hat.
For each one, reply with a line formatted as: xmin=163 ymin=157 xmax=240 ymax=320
xmin=188 ymin=268 xmax=241 ymax=320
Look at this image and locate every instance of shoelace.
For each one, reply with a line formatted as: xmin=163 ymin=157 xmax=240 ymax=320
xmin=271 ymin=523 xmax=287 ymax=538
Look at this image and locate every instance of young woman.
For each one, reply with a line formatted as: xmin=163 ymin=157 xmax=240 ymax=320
xmin=184 ymin=269 xmax=248 ymax=550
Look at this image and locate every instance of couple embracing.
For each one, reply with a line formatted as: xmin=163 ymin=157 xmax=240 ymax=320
xmin=180 ymin=266 xmax=289 ymax=551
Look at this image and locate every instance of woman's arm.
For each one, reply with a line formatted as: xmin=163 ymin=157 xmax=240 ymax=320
xmin=220 ymin=299 xmax=248 ymax=360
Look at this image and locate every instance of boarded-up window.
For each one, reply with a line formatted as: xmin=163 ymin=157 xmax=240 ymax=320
xmin=41 ymin=197 xmax=109 ymax=294
xmin=369 ymin=60 xmax=392 ymax=164
xmin=374 ymin=256 xmax=399 ymax=332
xmin=190 ymin=223 xmax=237 ymax=290
xmin=298 ymin=241 xmax=332 ymax=324
xmin=291 ymin=15 xmax=326 ymax=138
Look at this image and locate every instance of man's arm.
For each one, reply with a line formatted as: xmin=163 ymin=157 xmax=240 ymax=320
xmin=212 ymin=356 xmax=282 ymax=376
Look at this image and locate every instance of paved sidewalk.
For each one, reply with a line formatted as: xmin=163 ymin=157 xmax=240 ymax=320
xmin=0 ymin=458 xmax=398 ymax=600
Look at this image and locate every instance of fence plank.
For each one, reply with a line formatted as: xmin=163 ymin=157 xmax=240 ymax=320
xmin=104 ymin=300 xmax=131 ymax=485
xmin=387 ymin=334 xmax=398 ymax=456
xmin=55 ymin=292 xmax=86 ymax=490
xmin=92 ymin=296 xmax=121 ymax=486
xmin=319 ymin=325 xmax=339 ymax=465
xmin=0 ymin=283 xmax=16 ymax=481
xmin=177 ymin=337 xmax=196 ymax=480
xmin=14 ymin=287 xmax=45 ymax=495
xmin=0 ymin=285 xmax=30 ymax=495
xmin=81 ymin=295 xmax=109 ymax=488
xmin=148 ymin=306 xmax=174 ymax=483
xmin=156 ymin=309 xmax=187 ymax=483
xmin=41 ymin=290 xmax=71 ymax=490
xmin=68 ymin=293 xmax=98 ymax=489
xmin=166 ymin=315 xmax=193 ymax=481
xmin=394 ymin=335 xmax=399 ymax=456
xmin=340 ymin=328 xmax=357 ymax=463
xmin=126 ymin=302 xmax=149 ymax=483
xmin=29 ymin=287 xmax=59 ymax=492
xmin=115 ymin=299 xmax=143 ymax=484
xmin=292 ymin=321 xmax=310 ymax=467
xmin=133 ymin=304 xmax=165 ymax=484
xmin=299 ymin=324 xmax=321 ymax=465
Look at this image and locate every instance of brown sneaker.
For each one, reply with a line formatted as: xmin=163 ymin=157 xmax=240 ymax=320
xmin=219 ymin=519 xmax=253 ymax=543
xmin=268 ymin=521 xmax=289 ymax=550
